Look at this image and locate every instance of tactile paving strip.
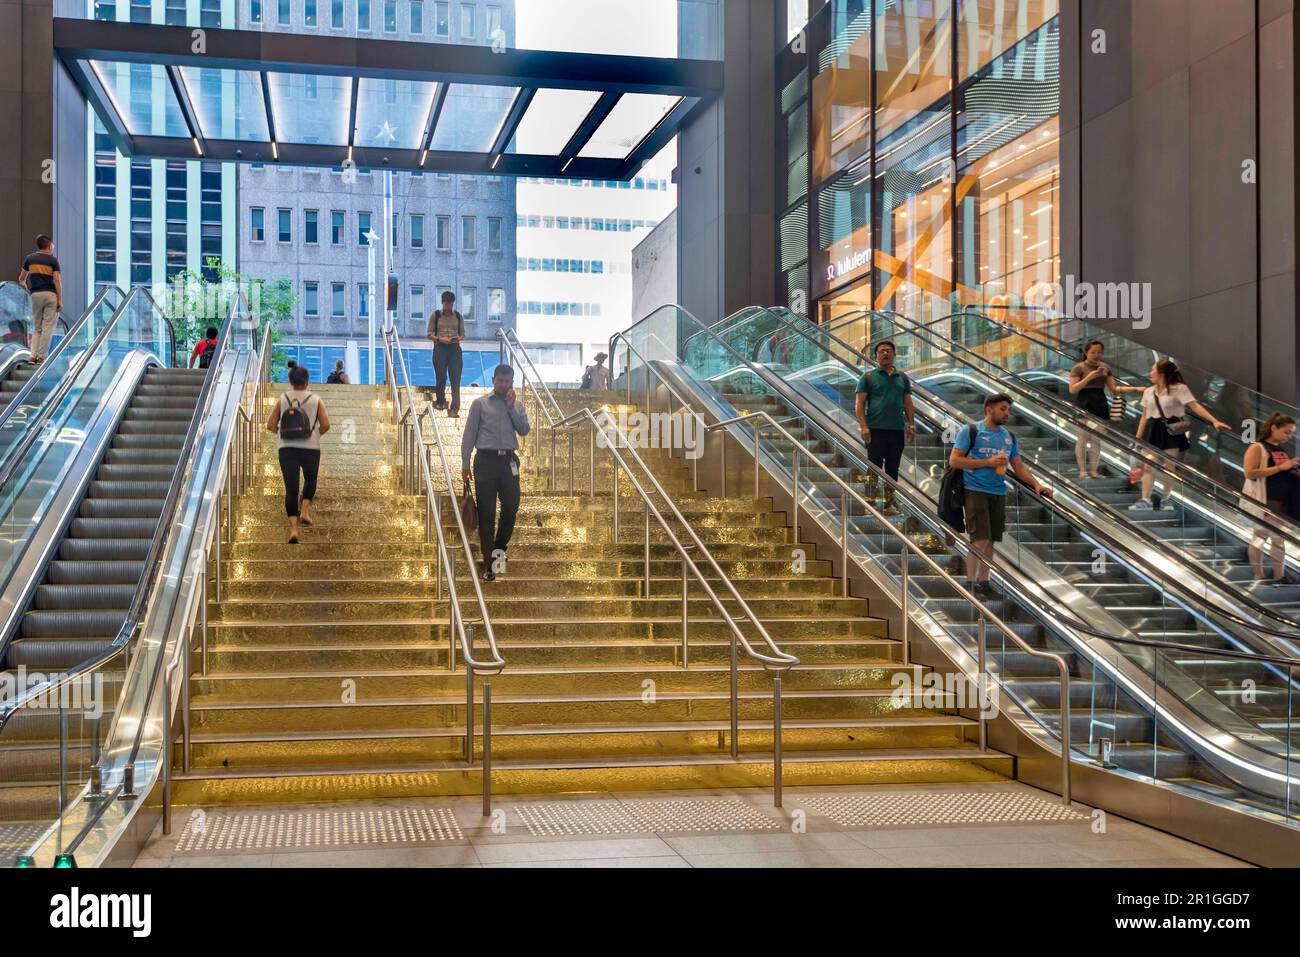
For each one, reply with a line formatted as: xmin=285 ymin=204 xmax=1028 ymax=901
xmin=797 ymin=790 xmax=1089 ymax=827
xmin=514 ymin=798 xmax=782 ymax=836
xmin=174 ymin=807 xmax=463 ymax=852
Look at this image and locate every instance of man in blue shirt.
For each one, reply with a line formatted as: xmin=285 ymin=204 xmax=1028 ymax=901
xmin=855 ymin=340 xmax=915 ymax=510
xmin=949 ymin=393 xmax=1053 ymax=597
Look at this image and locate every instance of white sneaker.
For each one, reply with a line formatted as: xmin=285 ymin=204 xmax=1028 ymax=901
xmin=1129 ymin=498 xmax=1153 ymax=511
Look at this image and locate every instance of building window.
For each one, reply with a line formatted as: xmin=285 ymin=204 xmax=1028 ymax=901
xmin=487 ymin=217 xmax=502 ymax=253
xmin=304 ymin=209 xmax=319 ymax=245
xmin=331 ymin=0 xmax=343 ymax=26
xmin=410 ymin=284 xmax=425 ymax=322
xmin=357 ymin=0 xmax=370 ymax=30
xmin=436 ymin=215 xmax=450 ymax=250
xmin=277 ymin=0 xmax=289 ymax=24
xmin=383 ymin=0 xmax=396 ymax=30
xmin=461 ymin=216 xmax=476 ymax=252
xmin=305 ymin=0 xmax=317 ymax=25
xmin=165 ymin=162 xmax=186 ymax=280
xmin=409 ymin=0 xmax=422 ymax=33
xmin=461 ymin=286 xmax=476 ymax=322
xmin=391 ymin=212 xmax=399 ymax=249
xmin=410 ymin=214 xmax=424 ymax=248
xmin=251 ymin=0 xmax=262 ymax=23
xmin=358 ymin=211 xmax=372 ymax=245
xmin=331 ymin=210 xmax=345 ymax=245
xmin=487 ymin=4 xmax=501 ymax=39
xmin=434 ymin=0 xmax=448 ymax=35
xmin=459 ymin=2 xmax=474 ymax=38
xmin=488 ymin=288 xmax=504 ymax=322
xmin=251 ymin=207 xmax=265 ymax=242
xmin=304 ymin=282 xmax=319 ymax=319
xmin=277 ymin=208 xmax=292 ymax=243
xmin=359 ymin=283 xmax=370 ymax=319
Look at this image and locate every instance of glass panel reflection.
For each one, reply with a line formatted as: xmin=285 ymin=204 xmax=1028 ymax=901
xmin=509 ymin=88 xmax=602 ymax=154
xmin=180 ymin=67 xmax=269 ymax=141
xmin=266 ymin=73 xmax=353 ymax=145
xmin=355 ymin=78 xmax=438 ymax=149
xmin=429 ymin=83 xmax=519 ymax=153
xmin=578 ymin=93 xmax=682 ymax=159
xmin=89 ymin=61 xmax=189 ymax=138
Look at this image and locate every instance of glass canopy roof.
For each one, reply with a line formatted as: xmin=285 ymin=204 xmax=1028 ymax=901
xmin=58 ymin=18 xmax=719 ymax=178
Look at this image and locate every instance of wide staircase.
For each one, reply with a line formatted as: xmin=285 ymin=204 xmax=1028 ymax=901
xmin=174 ymin=383 xmax=1010 ymax=805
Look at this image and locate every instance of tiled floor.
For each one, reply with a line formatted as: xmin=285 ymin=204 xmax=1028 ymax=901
xmin=133 ymin=781 xmax=1251 ymax=868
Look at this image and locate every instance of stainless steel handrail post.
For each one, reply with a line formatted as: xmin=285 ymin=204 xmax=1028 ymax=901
xmin=841 ymin=491 xmax=849 ymax=598
xmin=773 ymin=675 xmax=783 ymax=808
xmin=589 ymin=422 xmax=596 ymax=495
xmin=465 ymin=656 xmax=474 ymax=762
xmin=643 ymin=508 xmax=651 ymax=596
xmin=729 ymin=626 xmax=739 ymax=759
xmin=161 ymin=669 xmax=172 ymax=835
xmin=791 ymin=451 xmax=800 ymax=544
xmin=900 ymin=549 xmax=910 ymax=665
xmin=182 ymin=619 xmax=192 ymax=774
xmin=482 ymin=677 xmax=492 ymax=815
xmin=978 ymin=617 xmax=988 ymax=752
xmin=681 ymin=558 xmax=689 ymax=668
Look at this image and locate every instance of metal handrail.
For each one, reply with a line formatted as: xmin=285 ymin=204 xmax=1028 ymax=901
xmin=0 ymin=285 xmax=177 ymax=496
xmin=498 ymin=331 xmax=798 ymax=804
xmin=901 ymin=306 xmax=1300 ymax=528
xmin=0 ymin=284 xmax=125 ymax=436
xmin=775 ymin=306 xmax=1300 ymax=641
xmin=0 ymin=293 xmax=241 ymax=727
xmin=385 ymin=328 xmax=503 ymax=674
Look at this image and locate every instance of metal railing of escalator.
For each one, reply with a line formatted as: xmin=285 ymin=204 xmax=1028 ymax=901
xmin=499 ymin=328 xmax=800 ymax=807
xmin=381 ymin=326 xmax=504 ymax=815
xmin=906 ymin=306 xmax=1297 ymax=535
xmin=768 ymin=306 xmax=1300 ymax=645
xmin=0 ymin=290 xmax=260 ymax=863
xmin=628 ymin=303 xmax=1300 ymax=815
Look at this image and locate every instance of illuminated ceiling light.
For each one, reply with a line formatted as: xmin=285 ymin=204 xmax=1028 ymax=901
xmin=192 ymin=137 xmax=203 ymax=156
xmin=419 ymin=149 xmax=428 ymax=166
xmin=271 ymin=140 xmax=279 ymax=160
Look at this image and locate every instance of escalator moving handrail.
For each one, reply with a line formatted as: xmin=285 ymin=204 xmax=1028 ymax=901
xmin=0 ymin=286 xmax=177 ymax=496
xmin=765 ymin=305 xmax=1300 ymax=641
xmin=674 ymin=305 xmax=1300 ymax=665
xmin=0 ymin=284 xmax=125 ymax=437
xmin=0 ymin=295 xmax=241 ymax=728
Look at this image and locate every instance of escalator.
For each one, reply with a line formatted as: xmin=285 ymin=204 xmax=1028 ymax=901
xmin=6 ymin=367 xmax=206 ymax=672
xmin=771 ymin=308 xmax=1300 ymax=635
xmin=619 ymin=304 xmax=1300 ymax=829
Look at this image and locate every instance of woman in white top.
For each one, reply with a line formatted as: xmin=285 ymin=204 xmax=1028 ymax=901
xmin=266 ymin=364 xmax=331 ymax=543
xmin=1129 ymin=359 xmax=1229 ymax=511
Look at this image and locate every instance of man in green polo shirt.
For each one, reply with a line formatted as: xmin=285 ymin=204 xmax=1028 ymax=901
xmin=855 ymin=340 xmax=916 ymax=507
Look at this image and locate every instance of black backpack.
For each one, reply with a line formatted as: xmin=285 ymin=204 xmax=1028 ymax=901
xmin=279 ymin=394 xmax=317 ymax=441
xmin=937 ymin=423 xmax=979 ymax=533
xmin=198 ymin=338 xmax=217 ymax=369
xmin=327 ymin=369 xmax=344 ymax=384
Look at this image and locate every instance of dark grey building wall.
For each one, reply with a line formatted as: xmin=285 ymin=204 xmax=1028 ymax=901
xmin=1062 ymin=0 xmax=1299 ymax=406
xmin=0 ymin=0 xmax=87 ymax=312
xmin=679 ymin=0 xmax=776 ymax=324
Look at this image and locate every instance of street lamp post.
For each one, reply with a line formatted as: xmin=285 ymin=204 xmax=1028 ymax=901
xmin=364 ymin=227 xmax=381 ymax=385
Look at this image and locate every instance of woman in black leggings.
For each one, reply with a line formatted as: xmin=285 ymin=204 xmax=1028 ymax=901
xmin=266 ymin=364 xmax=331 ymax=543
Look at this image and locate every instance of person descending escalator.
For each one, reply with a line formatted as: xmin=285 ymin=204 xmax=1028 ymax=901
xmin=1242 ymin=413 xmax=1300 ymax=581
xmin=948 ymin=393 xmax=1054 ymax=598
xmin=1068 ymin=339 xmax=1142 ymax=479
xmin=1129 ymin=359 xmax=1230 ymax=512
xmin=855 ymin=340 xmax=916 ymax=513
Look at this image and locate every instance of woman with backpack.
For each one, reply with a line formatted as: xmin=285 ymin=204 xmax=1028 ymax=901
xmin=266 ymin=364 xmax=331 ymax=544
xmin=327 ymin=359 xmax=350 ymax=384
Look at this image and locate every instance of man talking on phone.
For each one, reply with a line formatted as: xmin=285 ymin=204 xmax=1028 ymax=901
xmin=462 ymin=364 xmax=530 ymax=581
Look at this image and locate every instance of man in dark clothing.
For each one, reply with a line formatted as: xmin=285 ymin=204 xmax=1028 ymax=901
xmin=855 ymin=340 xmax=916 ymax=508
xmin=17 ymin=235 xmax=61 ymax=363
xmin=427 ymin=290 xmax=466 ymax=417
xmin=461 ymin=364 xmax=530 ymax=581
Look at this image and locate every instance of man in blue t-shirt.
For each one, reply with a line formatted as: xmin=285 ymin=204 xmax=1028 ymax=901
xmin=949 ymin=393 xmax=1053 ymax=597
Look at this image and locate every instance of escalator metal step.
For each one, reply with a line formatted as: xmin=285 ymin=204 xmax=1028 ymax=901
xmin=46 ymin=561 xmax=146 ymax=585
xmin=68 ymin=517 xmax=160 ymax=539
xmin=78 ymin=498 xmax=164 ymax=519
xmin=19 ymin=610 xmax=125 ymax=638
xmin=34 ymin=584 xmax=136 ymax=610
xmin=58 ymin=539 xmax=151 ymax=561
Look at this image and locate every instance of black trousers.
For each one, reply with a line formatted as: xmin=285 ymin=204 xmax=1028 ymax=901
xmin=278 ymin=447 xmax=320 ymax=517
xmin=474 ymin=450 xmax=521 ymax=567
xmin=866 ymin=428 xmax=906 ymax=480
xmin=433 ymin=342 xmax=463 ymax=412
